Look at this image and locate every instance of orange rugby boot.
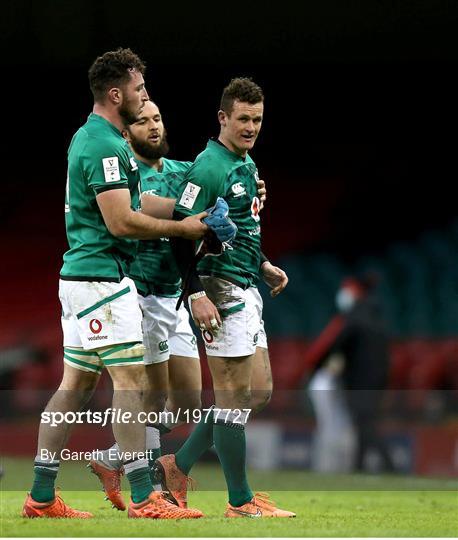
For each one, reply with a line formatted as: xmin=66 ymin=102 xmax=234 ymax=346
xmin=88 ymin=459 xmax=125 ymax=511
xmin=22 ymin=493 xmax=93 ymax=518
xmin=224 ymin=492 xmax=296 ymax=518
xmin=152 ymin=454 xmax=194 ymax=508
xmin=128 ymin=491 xmax=203 ymax=519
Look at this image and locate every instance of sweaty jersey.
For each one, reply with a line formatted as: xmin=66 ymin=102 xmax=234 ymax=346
xmin=175 ymin=139 xmax=262 ymax=288
xmin=61 ymin=113 xmax=141 ymax=281
xmin=130 ymin=158 xmax=192 ymax=297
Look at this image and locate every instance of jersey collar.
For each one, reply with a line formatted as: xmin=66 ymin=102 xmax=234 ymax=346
xmin=207 ymin=138 xmax=248 ymax=163
xmin=88 ymin=113 xmax=124 ymax=138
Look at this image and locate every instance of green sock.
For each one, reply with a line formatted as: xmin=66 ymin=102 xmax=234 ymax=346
xmin=213 ymin=421 xmax=253 ymax=507
xmin=126 ymin=466 xmax=153 ymax=503
xmin=31 ymin=467 xmax=58 ymax=503
xmin=175 ymin=410 xmax=215 ymax=475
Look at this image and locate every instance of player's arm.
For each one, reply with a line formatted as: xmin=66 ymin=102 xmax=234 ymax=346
xmin=170 ymin=216 xmax=222 ymax=331
xmin=96 ymin=188 xmax=207 ymax=240
xmin=140 ymin=192 xmax=176 ymax=219
xmin=171 ymin=165 xmax=224 ymax=330
xmin=260 ymin=252 xmax=288 ymax=297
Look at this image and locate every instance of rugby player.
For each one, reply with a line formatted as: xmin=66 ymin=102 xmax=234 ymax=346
xmin=154 ymin=78 xmax=295 ymax=518
xmin=89 ymin=100 xmax=269 ymax=511
xmin=22 ymin=48 xmax=206 ymax=520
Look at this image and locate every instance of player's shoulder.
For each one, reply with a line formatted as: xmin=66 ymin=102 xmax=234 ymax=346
xmin=162 ymin=158 xmax=193 ymax=174
xmin=189 ymin=142 xmax=231 ymax=180
xmin=73 ymin=114 xmax=126 ymax=155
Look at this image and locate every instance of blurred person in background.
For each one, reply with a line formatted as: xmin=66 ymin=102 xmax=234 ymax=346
xmin=306 ymin=274 xmax=395 ymax=473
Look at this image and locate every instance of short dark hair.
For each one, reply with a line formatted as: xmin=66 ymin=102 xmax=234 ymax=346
xmin=220 ymin=77 xmax=264 ymax=114
xmin=88 ymin=47 xmax=146 ymax=102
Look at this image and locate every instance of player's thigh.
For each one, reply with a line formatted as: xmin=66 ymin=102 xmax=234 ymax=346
xmin=145 ymin=362 xmax=169 ymax=392
xmin=58 ymin=360 xmax=100 ymax=392
xmin=167 ymin=355 xmax=202 ymax=410
xmin=250 ymin=346 xmax=272 ymax=391
xmin=207 ymin=353 xmax=254 ymax=409
xmin=139 ymin=294 xmax=175 ymax=365
xmin=142 ymin=361 xmax=169 ymax=412
xmin=168 ymin=355 xmax=202 ymax=392
xmin=249 ymin=346 xmax=273 ymax=412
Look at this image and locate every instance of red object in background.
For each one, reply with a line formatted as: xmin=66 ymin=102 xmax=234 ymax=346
xmin=414 ymin=426 xmax=458 ymax=477
xmin=282 ymin=317 xmax=345 ymax=388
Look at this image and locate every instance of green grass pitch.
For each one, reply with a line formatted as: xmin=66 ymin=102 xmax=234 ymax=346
xmin=1 ymin=457 xmax=457 ymax=537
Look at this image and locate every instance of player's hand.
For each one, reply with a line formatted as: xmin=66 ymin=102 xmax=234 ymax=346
xmin=261 ymin=262 xmax=288 ymax=297
xmin=180 ymin=211 xmax=209 ymax=240
xmin=190 ymin=296 xmax=222 ymax=333
xmin=257 ymin=178 xmax=266 ymax=211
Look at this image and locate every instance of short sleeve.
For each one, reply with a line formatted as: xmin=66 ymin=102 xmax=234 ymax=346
xmin=81 ymin=139 xmax=130 ymax=193
xmin=174 ymin=159 xmax=224 ymax=216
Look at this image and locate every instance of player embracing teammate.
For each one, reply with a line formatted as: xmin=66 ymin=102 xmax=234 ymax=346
xmin=23 ymin=49 xmax=294 ymax=519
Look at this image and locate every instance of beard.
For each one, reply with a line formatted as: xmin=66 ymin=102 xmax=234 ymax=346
xmin=130 ymin=132 xmax=170 ymax=160
xmin=119 ymin=101 xmax=142 ymax=126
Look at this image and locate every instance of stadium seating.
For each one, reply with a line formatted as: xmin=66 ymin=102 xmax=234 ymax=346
xmin=1 ymin=214 xmax=457 ymax=421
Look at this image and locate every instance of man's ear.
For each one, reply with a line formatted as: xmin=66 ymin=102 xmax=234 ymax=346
xmin=218 ymin=109 xmax=227 ymax=127
xmin=107 ymin=87 xmax=122 ymax=105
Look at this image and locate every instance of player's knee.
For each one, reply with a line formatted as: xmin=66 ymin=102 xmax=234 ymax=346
xmin=58 ymin=367 xmax=99 ymax=393
xmin=168 ymin=390 xmax=202 ymax=413
xmin=250 ymin=388 xmax=272 ymax=413
xmin=215 ymin=386 xmax=251 ymax=409
xmin=104 ymin=342 xmax=147 ymax=389
xmin=145 ymin=390 xmax=168 ymax=414
xmin=186 ymin=392 xmax=202 ymax=411
xmin=110 ymin=364 xmax=147 ymax=390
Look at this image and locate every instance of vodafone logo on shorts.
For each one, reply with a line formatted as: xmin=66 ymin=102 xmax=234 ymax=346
xmin=89 ymin=319 xmax=102 ymax=334
xmin=202 ymin=330 xmax=214 ymax=343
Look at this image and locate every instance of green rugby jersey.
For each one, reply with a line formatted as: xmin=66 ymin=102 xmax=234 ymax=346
xmin=175 ymin=139 xmax=262 ymax=288
xmin=61 ymin=113 xmax=141 ymax=281
xmin=130 ymin=158 xmax=192 ymax=297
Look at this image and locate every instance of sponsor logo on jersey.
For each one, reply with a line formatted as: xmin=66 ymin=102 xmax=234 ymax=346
xmin=89 ymin=319 xmax=102 ymax=334
xmin=102 ymin=157 xmax=121 ymax=183
xmin=143 ymin=189 xmax=158 ymax=196
xmin=251 ymin=196 xmax=260 ymax=222
xmin=179 ymin=182 xmax=201 ymax=209
xmin=158 ymin=340 xmax=169 ymax=353
xmin=231 ymin=182 xmax=246 ymax=197
xmin=248 ymin=225 xmax=261 ymax=236
xmin=202 ymin=330 xmax=214 ymax=343
xmin=130 ymin=157 xmax=138 ymax=171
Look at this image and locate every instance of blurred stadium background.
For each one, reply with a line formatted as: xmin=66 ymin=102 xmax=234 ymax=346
xmin=1 ymin=0 xmax=458 ymax=482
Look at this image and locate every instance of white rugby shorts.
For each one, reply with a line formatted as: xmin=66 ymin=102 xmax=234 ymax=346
xmin=198 ymin=277 xmax=268 ymax=357
xmin=139 ymin=294 xmax=199 ymax=364
xmin=59 ymin=277 xmax=144 ymax=351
